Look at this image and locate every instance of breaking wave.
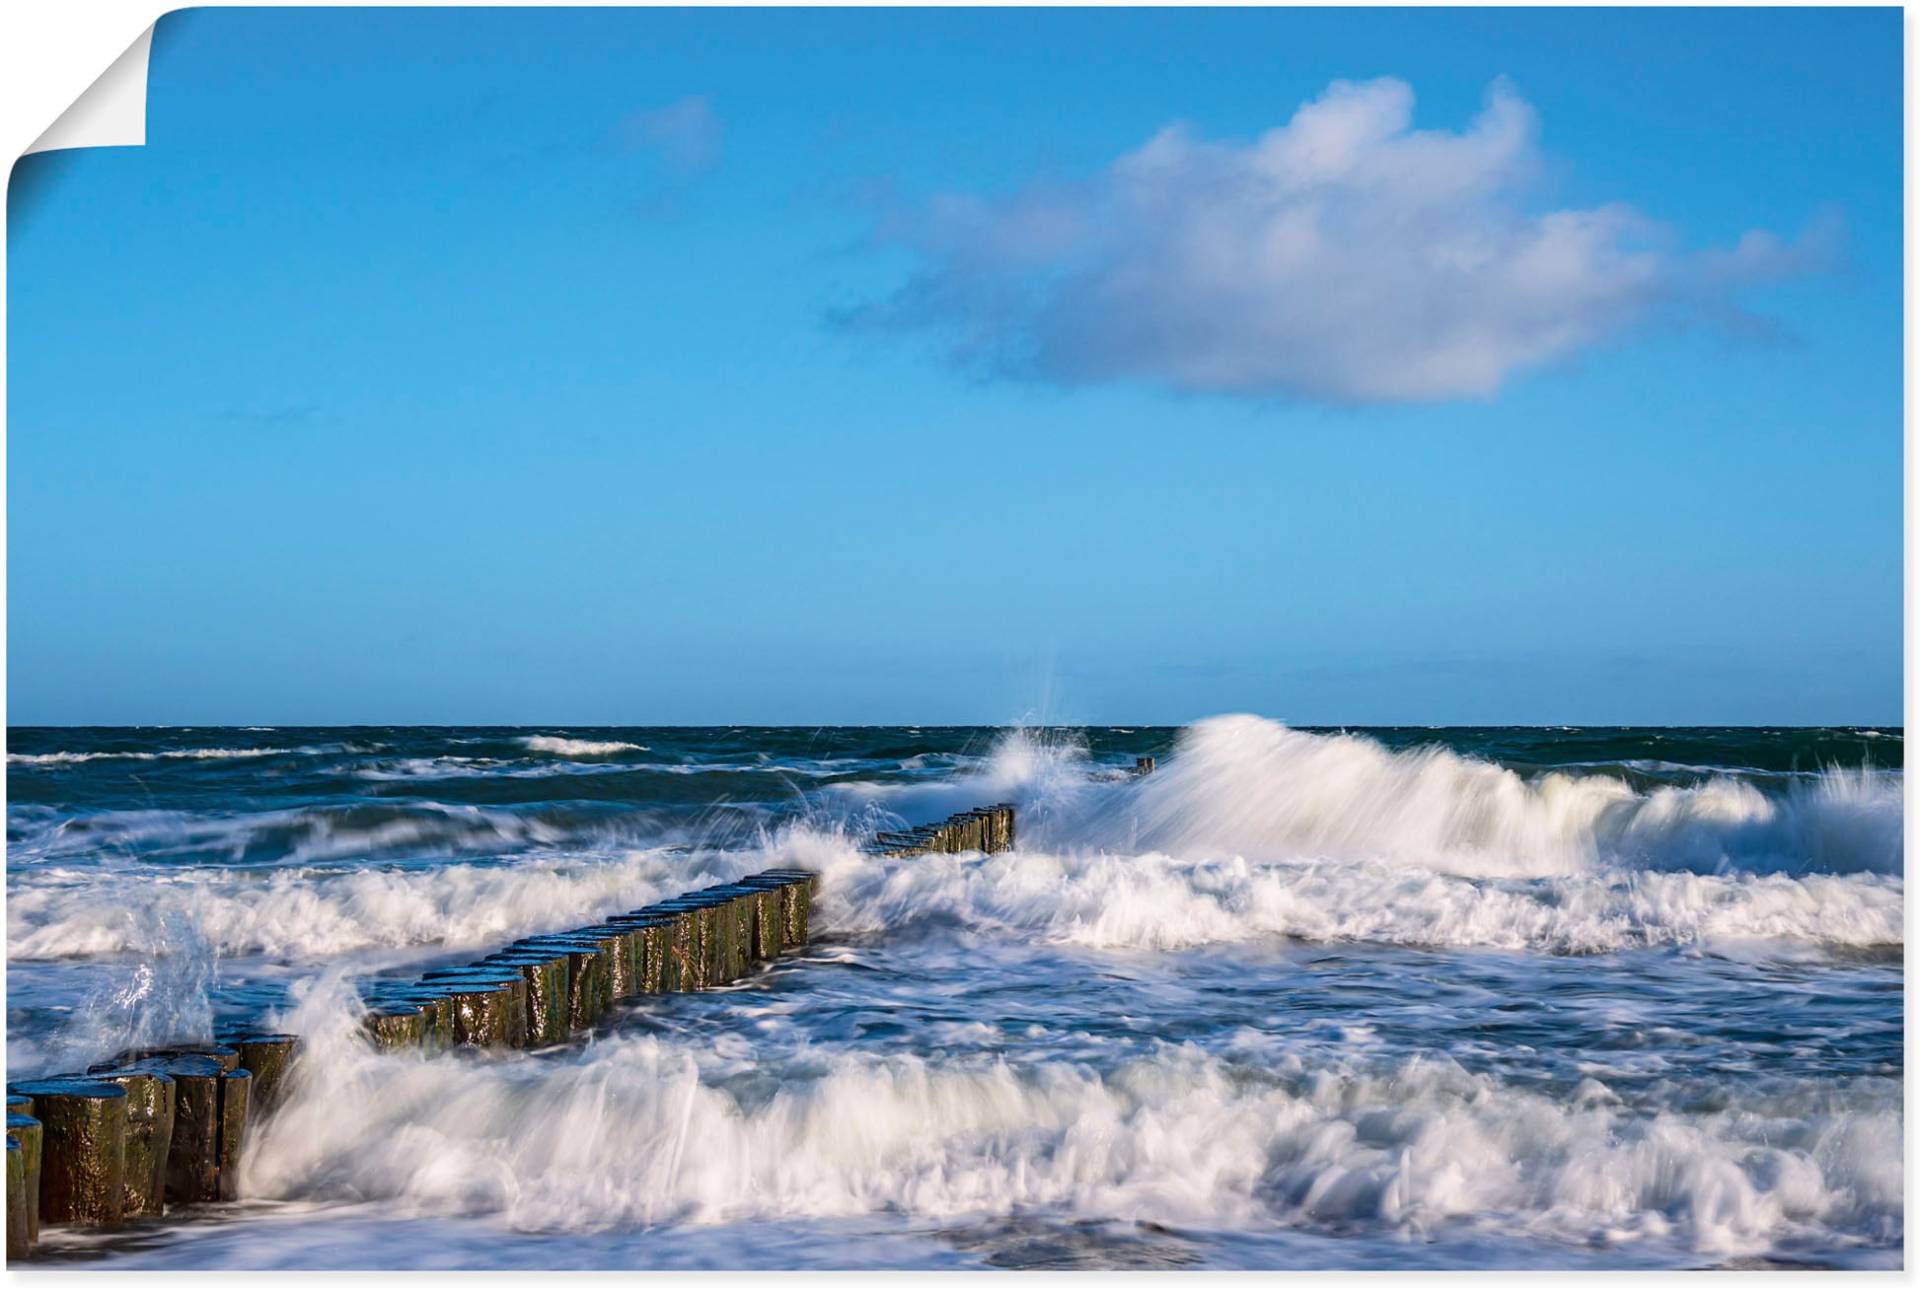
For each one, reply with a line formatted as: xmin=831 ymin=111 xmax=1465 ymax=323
xmin=6 ymin=849 xmax=755 ymax=962
xmin=798 ymin=835 xmax=1902 ymax=954
xmin=855 ymin=716 xmax=1902 ymax=881
xmin=240 ymin=986 xmax=1901 ymax=1261
xmin=519 ymin=736 xmax=650 ymax=757
xmin=7 ymin=746 xmax=297 ymax=766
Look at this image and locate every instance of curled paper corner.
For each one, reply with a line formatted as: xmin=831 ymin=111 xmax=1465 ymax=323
xmin=23 ymin=22 xmax=156 ymax=157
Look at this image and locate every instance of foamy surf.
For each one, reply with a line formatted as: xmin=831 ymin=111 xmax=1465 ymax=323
xmin=5 ymin=719 xmax=1901 ymax=1269
xmin=519 ymin=736 xmax=650 ymax=757
xmin=227 ymin=987 xmax=1899 ymax=1264
xmin=844 ymin=716 xmax=1902 ymax=880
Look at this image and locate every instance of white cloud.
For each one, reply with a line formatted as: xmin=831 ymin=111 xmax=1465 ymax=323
xmin=856 ymin=78 xmax=1836 ymax=404
xmin=621 ymin=95 xmax=724 ymax=174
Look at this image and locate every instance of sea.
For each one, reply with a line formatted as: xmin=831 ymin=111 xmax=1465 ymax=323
xmin=3 ymin=716 xmax=1903 ymax=1269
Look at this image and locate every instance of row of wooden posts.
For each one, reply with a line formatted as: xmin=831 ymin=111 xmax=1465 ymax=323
xmin=357 ymin=868 xmax=819 ymax=1052
xmin=872 ymin=803 xmax=1017 ymax=858
xmin=6 ymin=1030 xmax=299 ymax=1257
xmin=3 ymin=792 xmax=1053 ymax=1261
xmin=5 ymin=866 xmax=820 ymax=1260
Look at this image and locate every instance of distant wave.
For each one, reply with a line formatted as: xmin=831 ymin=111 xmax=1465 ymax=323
xmin=796 ymin=831 xmax=1902 ymax=954
xmin=6 ymin=849 xmax=753 ymax=961
xmin=240 ymin=986 xmax=1901 ymax=1259
xmin=844 ymin=716 xmax=1902 ymax=880
xmin=519 ymin=736 xmax=650 ymax=757
xmin=7 ymin=746 xmax=295 ymax=767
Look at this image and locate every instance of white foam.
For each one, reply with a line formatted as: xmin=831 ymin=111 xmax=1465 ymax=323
xmin=240 ymin=988 xmax=1901 ymax=1259
xmin=7 ymin=746 xmax=295 ymax=766
xmin=6 ymin=849 xmax=751 ymax=961
xmin=851 ymin=717 xmax=1901 ymax=881
xmin=800 ymin=834 xmax=1902 ymax=954
xmin=519 ymin=737 xmax=649 ymax=757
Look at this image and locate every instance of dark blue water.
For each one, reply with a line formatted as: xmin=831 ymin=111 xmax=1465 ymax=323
xmin=6 ymin=719 xmax=1903 ymax=1268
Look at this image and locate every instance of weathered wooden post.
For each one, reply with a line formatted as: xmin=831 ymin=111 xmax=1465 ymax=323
xmin=476 ymin=950 xmax=572 ymax=1046
xmin=87 ymin=1068 xmax=174 ymax=1218
xmin=418 ymin=972 xmax=526 ymax=1050
xmin=758 ymin=869 xmax=816 ymax=944
xmin=6 ymin=1079 xmax=127 ymax=1227
xmin=216 ymin=1070 xmax=251 ymax=1201
xmin=7 ymin=1140 xmax=26 ymax=1260
xmin=730 ymin=879 xmax=787 ymax=959
xmin=515 ymin=932 xmax=621 ymax=1028
xmin=604 ymin=913 xmax=679 ymax=992
xmin=378 ymin=989 xmax=457 ymax=1052
xmin=630 ymin=909 xmax=699 ymax=991
xmin=422 ymin=967 xmax=531 ymax=1046
xmin=633 ymin=900 xmax=713 ymax=989
xmin=221 ymin=1035 xmax=300 ymax=1114
xmin=1134 ymin=756 xmax=1155 ymax=776
xmin=692 ymin=890 xmax=751 ymax=982
xmin=6 ymin=1113 xmax=41 ymax=1246
xmin=445 ymin=981 xmax=518 ymax=1050
xmin=148 ymin=1055 xmax=225 ymax=1206
xmin=362 ymin=1005 xmax=429 ymax=1051
xmin=563 ymin=926 xmax=642 ymax=1000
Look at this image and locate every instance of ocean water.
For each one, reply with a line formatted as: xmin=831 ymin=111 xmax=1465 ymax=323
xmin=4 ymin=717 xmax=1903 ymax=1269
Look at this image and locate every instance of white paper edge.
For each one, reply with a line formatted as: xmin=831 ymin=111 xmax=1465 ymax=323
xmin=22 ymin=21 xmax=154 ymax=156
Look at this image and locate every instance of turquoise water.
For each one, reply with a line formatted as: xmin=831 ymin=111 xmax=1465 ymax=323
xmin=5 ymin=719 xmax=1903 ymax=1268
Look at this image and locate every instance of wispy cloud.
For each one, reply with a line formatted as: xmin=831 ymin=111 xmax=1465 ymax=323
xmin=617 ymin=95 xmax=724 ymax=175
xmin=847 ymin=78 xmax=1839 ymax=405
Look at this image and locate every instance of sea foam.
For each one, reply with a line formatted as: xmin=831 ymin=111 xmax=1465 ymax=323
xmin=238 ymin=986 xmax=1901 ymax=1260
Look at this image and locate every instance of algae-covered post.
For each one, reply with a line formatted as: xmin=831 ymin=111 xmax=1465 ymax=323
xmin=6 ymin=1141 xmax=26 ymax=1261
xmin=222 ymin=1034 xmax=300 ymax=1113
xmin=216 ymin=1070 xmax=251 ymax=1202
xmin=870 ymin=804 xmax=1016 ymax=858
xmin=6 ymin=1112 xmax=41 ymax=1248
xmin=152 ymin=1054 xmax=228 ymax=1205
xmin=88 ymin=1068 xmax=174 ymax=1218
xmin=7 ymin=1080 xmax=127 ymax=1228
xmin=363 ymin=1005 xmax=428 ymax=1051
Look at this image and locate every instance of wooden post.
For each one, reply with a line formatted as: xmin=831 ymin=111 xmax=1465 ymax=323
xmin=692 ymin=890 xmax=751 ymax=982
xmin=420 ymin=969 xmax=530 ymax=1049
xmin=6 ymin=1113 xmax=41 ymax=1246
xmin=476 ymin=951 xmax=572 ymax=1047
xmin=362 ymin=1005 xmax=429 ymax=1052
xmin=444 ymin=982 xmax=517 ymax=1050
xmin=5 ymin=1080 xmax=126 ymax=1227
xmin=87 ymin=1069 xmax=174 ymax=1219
xmin=221 ymin=1035 xmax=300 ymax=1114
xmin=513 ymin=936 xmax=613 ymax=1029
xmin=758 ymin=869 xmax=816 ymax=944
xmin=564 ymin=927 xmax=642 ymax=1000
xmin=730 ymin=881 xmax=787 ymax=959
xmin=215 ymin=1070 xmax=250 ymax=1202
xmin=604 ymin=913 xmax=679 ymax=993
xmin=634 ymin=901 xmax=712 ymax=989
xmin=7 ymin=1141 xmax=26 ymax=1261
xmin=144 ymin=1055 xmax=224 ymax=1206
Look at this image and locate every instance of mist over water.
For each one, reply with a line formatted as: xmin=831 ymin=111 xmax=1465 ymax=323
xmin=5 ymin=718 xmax=1902 ymax=1268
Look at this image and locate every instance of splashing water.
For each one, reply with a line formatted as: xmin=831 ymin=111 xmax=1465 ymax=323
xmin=4 ymin=719 xmax=1902 ymax=1268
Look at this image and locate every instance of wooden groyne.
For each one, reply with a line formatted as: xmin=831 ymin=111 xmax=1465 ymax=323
xmin=356 ymin=867 xmax=818 ymax=1054
xmin=871 ymin=804 xmax=1016 ymax=858
xmin=5 ymin=867 xmax=818 ymax=1260
xmin=6 ymin=782 xmax=1063 ymax=1260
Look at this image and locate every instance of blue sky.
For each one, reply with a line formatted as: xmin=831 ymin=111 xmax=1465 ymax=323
xmin=7 ymin=7 xmax=1902 ymax=726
